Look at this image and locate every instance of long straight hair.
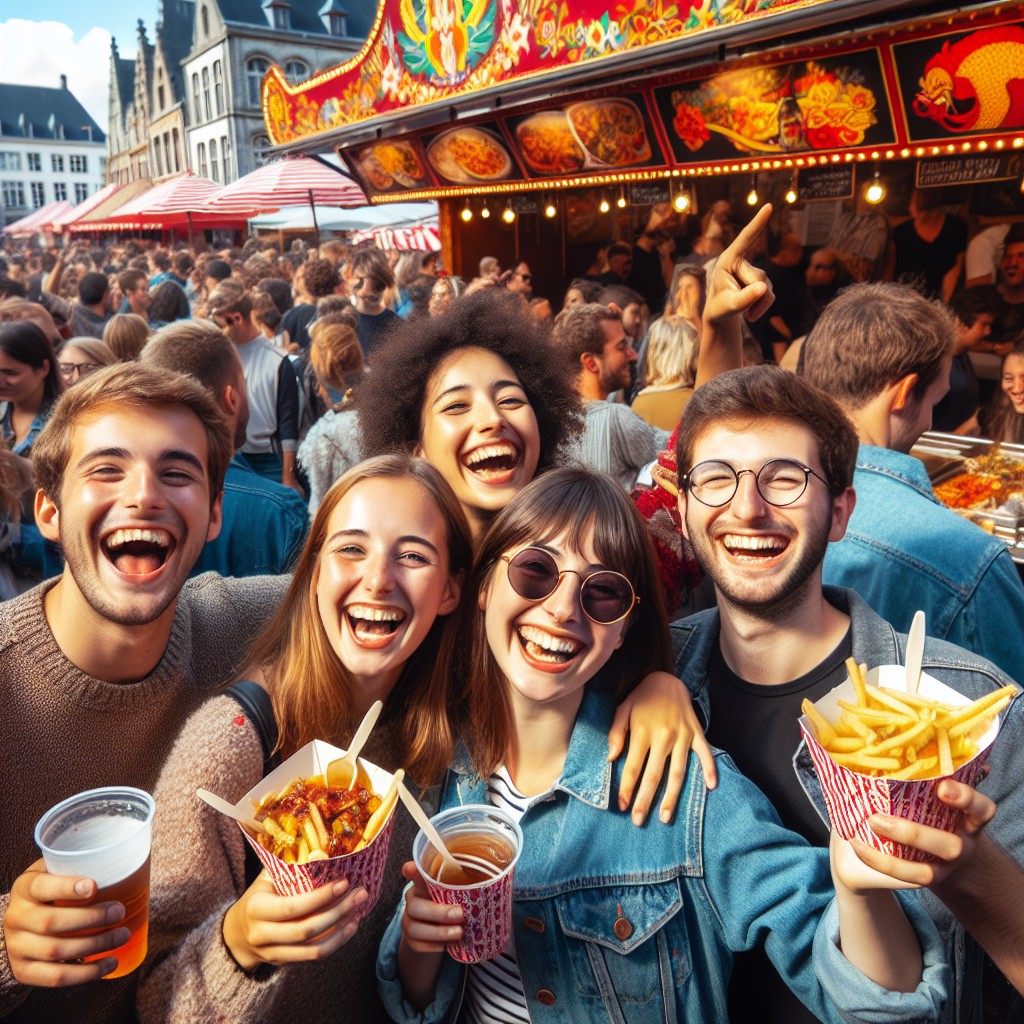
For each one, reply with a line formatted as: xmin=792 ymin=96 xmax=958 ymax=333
xmin=982 ymin=340 xmax=1024 ymax=445
xmin=460 ymin=467 xmax=671 ymax=778
xmin=247 ymin=454 xmax=473 ymax=784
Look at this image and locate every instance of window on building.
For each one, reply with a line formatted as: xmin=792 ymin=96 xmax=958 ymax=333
xmin=171 ymin=129 xmax=182 ymax=172
xmin=70 ymin=155 xmax=87 ymax=173
xmin=271 ymin=5 xmax=290 ymax=31
xmin=0 ymin=153 xmax=21 ymax=171
xmin=252 ymin=134 xmax=271 ymax=168
xmin=100 ymin=156 xmax=108 ymax=177
xmin=1 ymin=181 xmax=25 ymax=208
xmin=27 ymin=153 xmax=41 ymax=172
xmin=209 ymin=138 xmax=219 ymax=183
xmin=246 ymin=57 xmax=271 ymax=107
xmin=192 ymin=73 xmax=202 ymax=123
xmin=284 ymin=59 xmax=309 ymax=86
xmin=201 ymin=5 xmax=209 ymax=36
xmin=197 ymin=142 xmax=207 ymax=178
xmin=202 ymin=67 xmax=212 ymax=121
xmin=163 ymin=135 xmax=173 ymax=176
xmin=53 ymin=183 xmax=67 ymax=201
xmin=51 ymin=154 xmax=64 ymax=173
xmin=74 ymin=183 xmax=88 ymax=203
xmin=154 ymin=141 xmax=164 ymax=177
xmin=30 ymin=182 xmax=45 ymax=208
xmin=213 ymin=61 xmax=225 ymax=116
xmin=221 ymin=135 xmax=232 ymax=183
xmin=327 ymin=12 xmax=347 ymax=36
xmin=158 ymin=84 xmax=165 ymax=110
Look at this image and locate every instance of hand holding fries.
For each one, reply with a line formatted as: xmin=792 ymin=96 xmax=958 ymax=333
xmin=802 ymin=659 xmax=1014 ymax=781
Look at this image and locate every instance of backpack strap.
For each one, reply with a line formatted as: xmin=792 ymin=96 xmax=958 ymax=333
xmin=223 ymin=680 xmax=279 ymax=767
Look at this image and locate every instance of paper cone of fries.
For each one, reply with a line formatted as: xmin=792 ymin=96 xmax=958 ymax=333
xmin=799 ymin=665 xmax=1006 ymax=862
xmin=230 ymin=740 xmax=397 ymax=908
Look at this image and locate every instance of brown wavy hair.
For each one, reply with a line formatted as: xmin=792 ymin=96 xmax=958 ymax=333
xmin=459 ymin=467 xmax=670 ymax=778
xmin=248 ymin=454 xmax=473 ymax=783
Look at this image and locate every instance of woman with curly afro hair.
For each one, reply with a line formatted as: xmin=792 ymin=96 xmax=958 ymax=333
xmin=357 ymin=289 xmax=583 ymax=539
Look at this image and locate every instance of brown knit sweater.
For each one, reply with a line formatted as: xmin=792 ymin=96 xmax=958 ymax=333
xmin=135 ymin=697 xmax=420 ymax=1024
xmin=0 ymin=572 xmax=288 ymax=1023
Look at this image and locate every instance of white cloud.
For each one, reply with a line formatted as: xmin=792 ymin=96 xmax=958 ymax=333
xmin=0 ymin=20 xmax=113 ymax=126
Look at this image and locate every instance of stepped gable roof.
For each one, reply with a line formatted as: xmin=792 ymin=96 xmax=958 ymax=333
xmin=0 ymin=82 xmax=105 ymax=143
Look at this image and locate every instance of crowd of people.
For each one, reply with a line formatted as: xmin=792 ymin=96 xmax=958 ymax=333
xmin=0 ymin=189 xmax=1021 ymax=1024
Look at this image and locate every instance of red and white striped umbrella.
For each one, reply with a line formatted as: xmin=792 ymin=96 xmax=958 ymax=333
xmin=3 ymin=200 xmax=72 ymax=236
xmin=49 ymin=183 xmax=122 ymax=231
xmin=203 ymin=155 xmax=366 ymax=216
xmin=110 ymin=171 xmax=224 ymax=226
xmin=351 ymin=222 xmax=441 ymax=252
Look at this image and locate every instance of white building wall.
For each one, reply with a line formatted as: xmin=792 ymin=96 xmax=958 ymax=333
xmin=0 ymin=137 xmax=106 ymax=224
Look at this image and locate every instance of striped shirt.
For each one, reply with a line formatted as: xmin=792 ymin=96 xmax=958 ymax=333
xmin=461 ymin=767 xmax=536 ymax=1024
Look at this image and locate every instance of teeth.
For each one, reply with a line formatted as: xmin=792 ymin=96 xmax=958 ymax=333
xmin=518 ymin=625 xmax=581 ymax=655
xmin=465 ymin=443 xmax=517 ymax=466
xmin=722 ymin=534 xmax=785 ymax=552
xmin=106 ymin=529 xmax=171 ymax=549
xmin=347 ymin=605 xmax=404 ymax=622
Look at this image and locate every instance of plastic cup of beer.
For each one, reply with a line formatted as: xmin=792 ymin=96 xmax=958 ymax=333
xmin=412 ymin=804 xmax=523 ymax=963
xmin=34 ymin=787 xmax=155 ymax=979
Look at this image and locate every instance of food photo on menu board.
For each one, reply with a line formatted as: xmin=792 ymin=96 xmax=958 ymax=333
xmin=352 ymin=139 xmax=432 ymax=194
xmin=508 ymin=95 xmax=662 ymax=178
xmin=425 ymin=126 xmax=515 ymax=185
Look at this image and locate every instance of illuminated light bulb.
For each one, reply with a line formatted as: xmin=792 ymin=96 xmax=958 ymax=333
xmin=599 ymin=197 xmax=610 ymax=213
xmin=784 ymin=187 xmax=797 ymax=204
xmin=746 ymin=188 xmax=758 ymax=206
xmin=865 ymin=181 xmax=885 ymax=205
xmin=544 ymin=202 xmax=557 ymax=219
xmin=673 ymin=191 xmax=690 ymax=212
xmin=616 ymin=195 xmax=627 ymax=208
xmin=502 ymin=204 xmax=515 ymax=223
xmin=480 ymin=204 xmax=490 ymax=218
xmin=460 ymin=206 xmax=473 ymax=222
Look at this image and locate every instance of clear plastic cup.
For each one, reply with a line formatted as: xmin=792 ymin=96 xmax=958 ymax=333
xmin=35 ymin=787 xmax=155 ymax=978
xmin=412 ymin=804 xmax=523 ymax=963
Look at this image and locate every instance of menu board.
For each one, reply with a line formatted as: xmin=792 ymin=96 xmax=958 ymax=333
xmin=917 ymin=154 xmax=1024 ymax=187
xmin=422 ymin=126 xmax=517 ymax=185
xmin=346 ymin=139 xmax=432 ymax=195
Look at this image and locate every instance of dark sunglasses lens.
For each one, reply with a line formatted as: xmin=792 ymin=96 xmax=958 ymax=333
xmin=507 ymin=548 xmax=559 ymax=600
xmin=581 ymin=573 xmax=633 ymax=623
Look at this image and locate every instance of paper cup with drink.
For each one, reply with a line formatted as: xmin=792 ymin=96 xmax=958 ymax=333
xmin=412 ymin=804 xmax=523 ymax=963
xmin=800 ymin=657 xmax=1013 ymax=861
xmin=34 ymin=786 xmax=155 ymax=979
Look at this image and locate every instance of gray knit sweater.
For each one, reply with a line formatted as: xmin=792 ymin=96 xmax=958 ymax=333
xmin=0 ymin=572 xmax=288 ymax=1023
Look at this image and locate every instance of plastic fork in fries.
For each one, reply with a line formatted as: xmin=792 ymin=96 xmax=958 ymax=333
xmin=801 ymin=658 xmax=1015 ymax=781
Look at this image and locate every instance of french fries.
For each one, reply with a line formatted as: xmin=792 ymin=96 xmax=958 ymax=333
xmin=252 ymin=771 xmax=384 ymax=864
xmin=801 ymin=658 xmax=1014 ymax=780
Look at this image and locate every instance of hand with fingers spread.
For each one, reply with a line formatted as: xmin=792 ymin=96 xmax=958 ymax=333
xmin=608 ymin=670 xmax=717 ymax=826
xmin=221 ymin=872 xmax=367 ymax=972
xmin=5 ymin=860 xmax=127 ymax=988
xmin=396 ymin=861 xmax=462 ymax=1011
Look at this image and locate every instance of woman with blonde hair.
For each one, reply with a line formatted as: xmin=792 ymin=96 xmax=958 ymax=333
xmin=297 ymin=313 xmax=366 ymax=514
xmin=103 ymin=312 xmax=151 ymax=361
xmin=57 ymin=337 xmax=117 ymax=386
xmin=632 ymin=315 xmax=700 ymax=430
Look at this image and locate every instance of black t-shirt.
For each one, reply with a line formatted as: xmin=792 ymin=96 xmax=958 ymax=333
xmin=625 ymin=244 xmax=667 ymax=316
xmin=932 ymin=352 xmax=980 ymax=433
xmin=705 ymin=627 xmax=852 ymax=1024
xmin=280 ymin=303 xmax=316 ymax=353
xmin=356 ymin=308 xmax=401 ymax=363
xmin=892 ymin=214 xmax=967 ymax=300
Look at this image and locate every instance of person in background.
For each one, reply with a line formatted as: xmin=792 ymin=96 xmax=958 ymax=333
xmin=428 ymin=276 xmax=463 ymax=317
xmin=117 ymin=269 xmax=151 ymax=321
xmin=529 ymin=296 xmax=553 ymax=323
xmin=479 ymin=255 xmax=501 ymax=281
xmin=349 ymin=248 xmax=401 ymax=363
xmin=931 ymin=288 xmax=996 ymax=434
xmin=57 ymin=338 xmax=117 ymax=387
xmin=147 ymin=281 xmax=191 ymax=330
xmin=597 ymin=241 xmax=634 ymax=286
xmin=979 ymin=337 xmax=1024 ymax=446
xmin=501 ymin=262 xmax=533 ymax=300
xmin=0 ymin=320 xmax=64 ymax=456
xmin=42 ymin=269 xmax=112 ymax=340
xmin=562 ymin=277 xmax=603 ymax=310
xmin=886 ymin=188 xmax=967 ymax=303
xmin=752 ymin=231 xmax=804 ymax=363
xmin=283 ymin=258 xmax=339 ymax=355
xmin=632 ymin=315 xmax=700 ymax=431
xmin=103 ymin=313 xmax=151 ymax=362
xmin=626 ymin=202 xmax=678 ymax=316
xmin=797 ymin=247 xmax=848 ymax=337
xmin=298 ymin=315 xmax=366 ymax=515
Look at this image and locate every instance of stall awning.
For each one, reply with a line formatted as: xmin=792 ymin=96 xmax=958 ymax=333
xmin=69 ymin=179 xmax=155 ymax=232
xmin=49 ymin=183 xmax=124 ymax=231
xmin=3 ymin=200 xmax=72 ymax=236
xmin=259 ymin=1 xmax=1024 ymax=202
xmin=249 ymin=200 xmax=437 ymax=233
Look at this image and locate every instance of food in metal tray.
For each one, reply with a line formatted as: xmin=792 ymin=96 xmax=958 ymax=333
xmin=932 ymin=450 xmax=1024 ymax=511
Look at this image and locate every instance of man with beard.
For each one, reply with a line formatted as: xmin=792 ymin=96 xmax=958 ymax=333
xmin=0 ymin=365 xmax=287 ymax=1023
xmin=552 ymin=302 xmax=668 ymax=489
xmin=672 ymin=363 xmax=1023 ymax=1024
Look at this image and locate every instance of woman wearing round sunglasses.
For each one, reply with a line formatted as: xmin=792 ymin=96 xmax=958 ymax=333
xmin=380 ymin=468 xmax=946 ymax=1024
xmin=358 ymin=289 xmax=717 ymax=823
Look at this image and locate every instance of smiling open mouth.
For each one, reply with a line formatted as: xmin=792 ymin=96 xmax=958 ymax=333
xmin=516 ymin=625 xmax=583 ymax=665
xmin=721 ymin=533 xmax=789 ymax=561
xmin=463 ymin=442 xmax=520 ymax=481
xmin=346 ymin=604 xmax=406 ymax=644
xmin=103 ymin=528 xmax=172 ymax=576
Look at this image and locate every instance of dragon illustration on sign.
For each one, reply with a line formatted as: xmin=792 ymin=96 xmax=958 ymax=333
xmin=397 ymin=0 xmax=498 ymax=86
xmin=913 ymin=26 xmax=1024 ymax=132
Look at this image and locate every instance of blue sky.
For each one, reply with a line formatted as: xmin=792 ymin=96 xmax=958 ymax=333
xmin=0 ymin=2 xmax=166 ymax=123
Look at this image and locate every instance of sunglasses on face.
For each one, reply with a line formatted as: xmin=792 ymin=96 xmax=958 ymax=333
xmin=500 ymin=546 xmax=638 ymax=624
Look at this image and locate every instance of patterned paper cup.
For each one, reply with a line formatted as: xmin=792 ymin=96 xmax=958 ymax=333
xmin=412 ymin=805 xmax=523 ymax=964
xmin=231 ymin=739 xmax=397 ymax=912
xmin=800 ymin=665 xmax=1001 ymax=862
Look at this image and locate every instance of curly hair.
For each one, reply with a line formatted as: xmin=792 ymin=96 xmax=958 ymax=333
xmin=302 ymin=257 xmax=340 ymax=299
xmin=357 ymin=289 xmax=583 ymax=474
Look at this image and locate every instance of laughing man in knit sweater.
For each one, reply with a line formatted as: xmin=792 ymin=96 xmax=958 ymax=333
xmin=0 ymin=364 xmax=287 ymax=1023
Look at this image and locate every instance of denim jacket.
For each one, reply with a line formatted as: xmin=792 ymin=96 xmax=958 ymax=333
xmin=378 ymin=684 xmax=948 ymax=1024
xmin=822 ymin=444 xmax=1024 ymax=684
xmin=671 ymin=587 xmax=1022 ymax=1024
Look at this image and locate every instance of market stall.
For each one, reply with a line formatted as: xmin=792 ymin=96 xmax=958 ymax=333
xmin=259 ymin=1 xmax=1024 ymax=293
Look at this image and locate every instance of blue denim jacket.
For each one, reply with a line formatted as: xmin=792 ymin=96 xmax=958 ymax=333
xmin=378 ymin=684 xmax=948 ymax=1024
xmin=822 ymin=445 xmax=1024 ymax=684
xmin=671 ymin=587 xmax=1022 ymax=1024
